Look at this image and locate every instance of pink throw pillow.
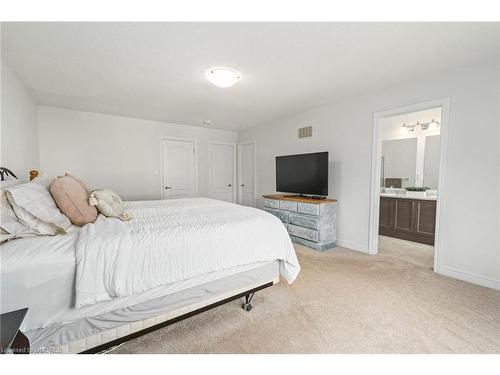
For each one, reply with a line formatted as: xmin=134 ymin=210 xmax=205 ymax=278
xmin=50 ymin=174 xmax=97 ymax=226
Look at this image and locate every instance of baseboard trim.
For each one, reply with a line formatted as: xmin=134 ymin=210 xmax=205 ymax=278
xmin=335 ymin=239 xmax=369 ymax=254
xmin=440 ymin=266 xmax=500 ymax=290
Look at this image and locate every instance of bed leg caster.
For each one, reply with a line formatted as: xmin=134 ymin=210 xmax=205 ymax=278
xmin=242 ymin=292 xmax=255 ymax=312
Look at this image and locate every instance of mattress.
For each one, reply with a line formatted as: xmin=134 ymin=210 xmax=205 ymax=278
xmin=0 ymin=230 xmax=277 ymax=332
xmin=75 ymin=198 xmax=299 ymax=307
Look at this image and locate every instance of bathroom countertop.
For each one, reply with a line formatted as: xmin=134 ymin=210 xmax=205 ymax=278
xmin=380 ymin=193 xmax=437 ymax=201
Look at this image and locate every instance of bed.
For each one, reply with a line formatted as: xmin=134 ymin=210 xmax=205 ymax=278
xmin=0 ymin=192 xmax=300 ymax=354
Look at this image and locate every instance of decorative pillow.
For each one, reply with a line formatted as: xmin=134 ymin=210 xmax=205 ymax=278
xmin=5 ymin=177 xmax=72 ymax=235
xmin=50 ymin=175 xmax=98 ymax=226
xmin=89 ymin=189 xmax=131 ymax=221
xmin=65 ymin=173 xmax=91 ymax=194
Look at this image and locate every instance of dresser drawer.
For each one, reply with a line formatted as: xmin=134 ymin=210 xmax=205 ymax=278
xmin=297 ymin=202 xmax=320 ymax=216
xmin=264 ymin=199 xmax=279 ymax=209
xmin=264 ymin=208 xmax=288 ymax=224
xmin=289 ymin=213 xmax=319 ymax=230
xmin=279 ymin=200 xmax=297 ymax=212
xmin=288 ymin=224 xmax=319 ymax=243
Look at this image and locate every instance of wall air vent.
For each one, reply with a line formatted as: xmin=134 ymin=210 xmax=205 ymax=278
xmin=298 ymin=126 xmax=313 ymax=138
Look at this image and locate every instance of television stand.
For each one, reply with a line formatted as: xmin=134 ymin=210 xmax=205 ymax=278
xmin=283 ymin=194 xmax=327 ymax=200
xmin=262 ymin=194 xmax=337 ymax=251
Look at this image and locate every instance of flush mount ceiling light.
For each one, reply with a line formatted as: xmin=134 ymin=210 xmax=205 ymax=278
xmin=205 ymin=67 xmax=241 ymax=88
xmin=203 ymin=120 xmax=212 ymax=126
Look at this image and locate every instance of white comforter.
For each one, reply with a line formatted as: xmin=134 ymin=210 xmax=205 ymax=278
xmin=75 ymin=198 xmax=300 ymax=308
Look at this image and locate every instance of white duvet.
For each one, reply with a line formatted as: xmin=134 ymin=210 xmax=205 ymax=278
xmin=75 ymin=198 xmax=300 ymax=308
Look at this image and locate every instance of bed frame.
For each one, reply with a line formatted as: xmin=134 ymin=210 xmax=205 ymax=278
xmin=81 ymin=281 xmax=274 ymax=354
xmin=0 ymin=167 xmax=17 ymax=181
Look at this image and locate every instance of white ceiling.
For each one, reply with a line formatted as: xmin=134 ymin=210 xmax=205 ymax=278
xmin=2 ymin=23 xmax=498 ymax=131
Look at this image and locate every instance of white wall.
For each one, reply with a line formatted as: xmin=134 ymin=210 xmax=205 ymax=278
xmin=38 ymin=106 xmax=237 ymax=200
xmin=1 ymin=59 xmax=39 ymax=180
xmin=238 ymin=59 xmax=500 ymax=289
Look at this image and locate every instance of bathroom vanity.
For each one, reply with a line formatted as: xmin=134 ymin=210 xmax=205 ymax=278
xmin=379 ymin=194 xmax=436 ymax=245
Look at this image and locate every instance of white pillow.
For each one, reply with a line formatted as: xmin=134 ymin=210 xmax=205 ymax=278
xmin=0 ymin=225 xmax=35 ymax=244
xmin=0 ymin=182 xmax=31 ymax=235
xmin=0 ymin=177 xmax=21 ymax=189
xmin=0 ymin=179 xmax=37 ymax=242
xmin=31 ymin=173 xmax=53 ymax=189
xmin=5 ymin=176 xmax=72 ymax=235
xmin=1 ymin=190 xmax=27 ymax=233
xmin=0 ymin=227 xmax=16 ymax=244
xmin=89 ymin=189 xmax=131 ymax=221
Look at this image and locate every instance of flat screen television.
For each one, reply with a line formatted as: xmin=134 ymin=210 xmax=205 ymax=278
xmin=275 ymin=152 xmax=328 ymax=197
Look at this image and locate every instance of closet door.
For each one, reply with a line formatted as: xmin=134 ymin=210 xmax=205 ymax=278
xmin=209 ymin=143 xmax=236 ymax=202
xmin=161 ymin=139 xmax=197 ymax=199
xmin=238 ymin=141 xmax=256 ymax=207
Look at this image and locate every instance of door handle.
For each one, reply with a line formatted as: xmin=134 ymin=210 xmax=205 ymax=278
xmin=240 ymin=184 xmax=245 ymax=187
xmin=228 ymin=184 xmax=232 ymax=187
xmin=165 ymin=186 xmax=172 ymax=190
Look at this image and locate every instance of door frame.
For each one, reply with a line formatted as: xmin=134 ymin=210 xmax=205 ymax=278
xmin=160 ymin=137 xmax=199 ymax=199
xmin=208 ymin=142 xmax=237 ymax=203
xmin=237 ymin=140 xmax=257 ymax=207
xmin=368 ymin=98 xmax=450 ymax=274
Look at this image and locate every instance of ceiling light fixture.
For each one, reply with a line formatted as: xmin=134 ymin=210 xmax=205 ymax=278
xmin=203 ymin=120 xmax=211 ymax=126
xmin=205 ymin=67 xmax=241 ymax=88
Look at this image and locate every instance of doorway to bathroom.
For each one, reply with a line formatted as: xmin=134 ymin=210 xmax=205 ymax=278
xmin=368 ymin=99 xmax=449 ymax=273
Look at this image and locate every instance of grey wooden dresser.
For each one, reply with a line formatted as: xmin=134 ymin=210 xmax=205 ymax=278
xmin=263 ymin=194 xmax=337 ymax=251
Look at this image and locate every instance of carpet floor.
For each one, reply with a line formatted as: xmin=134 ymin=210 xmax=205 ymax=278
xmin=112 ymin=237 xmax=500 ymax=354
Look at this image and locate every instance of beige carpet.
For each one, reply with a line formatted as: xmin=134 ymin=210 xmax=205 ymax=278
xmin=112 ymin=237 xmax=500 ymax=354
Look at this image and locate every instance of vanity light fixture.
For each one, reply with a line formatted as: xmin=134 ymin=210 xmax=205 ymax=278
xmin=402 ymin=119 xmax=440 ymax=132
xmin=402 ymin=123 xmax=417 ymax=132
xmin=420 ymin=122 xmax=430 ymax=130
xmin=428 ymin=119 xmax=441 ymax=129
xmin=205 ymin=67 xmax=241 ymax=88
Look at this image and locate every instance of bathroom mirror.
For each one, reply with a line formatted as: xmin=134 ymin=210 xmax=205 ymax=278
xmin=423 ymin=135 xmax=440 ymax=189
xmin=382 ymin=138 xmax=417 ymax=188
xmin=381 ymin=134 xmax=441 ymax=190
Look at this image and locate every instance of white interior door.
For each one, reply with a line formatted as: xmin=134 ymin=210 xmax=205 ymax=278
xmin=209 ymin=143 xmax=236 ymax=202
xmin=238 ymin=141 xmax=256 ymax=207
xmin=161 ymin=139 xmax=196 ymax=199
